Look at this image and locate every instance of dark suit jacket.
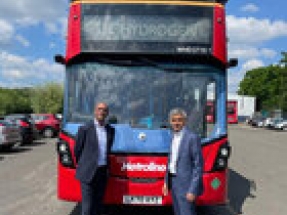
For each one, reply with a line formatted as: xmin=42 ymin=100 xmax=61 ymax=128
xmin=165 ymin=129 xmax=204 ymax=196
xmin=74 ymin=121 xmax=115 ymax=183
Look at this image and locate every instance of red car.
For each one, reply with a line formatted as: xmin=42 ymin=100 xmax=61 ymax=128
xmin=31 ymin=114 xmax=61 ymax=138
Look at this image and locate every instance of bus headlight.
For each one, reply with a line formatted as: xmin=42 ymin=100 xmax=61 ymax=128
xmin=59 ymin=143 xmax=68 ymax=153
xmin=62 ymin=154 xmax=71 ymax=164
xmin=220 ymin=147 xmax=229 ymax=157
xmin=57 ymin=140 xmax=75 ymax=168
xmin=212 ymin=142 xmax=231 ymax=171
xmin=216 ymin=158 xmax=226 ymax=168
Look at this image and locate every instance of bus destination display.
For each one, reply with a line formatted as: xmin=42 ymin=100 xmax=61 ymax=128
xmin=81 ymin=4 xmax=213 ymax=55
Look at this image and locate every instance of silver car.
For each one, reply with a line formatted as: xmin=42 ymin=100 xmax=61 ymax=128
xmin=0 ymin=120 xmax=22 ymax=150
xmin=274 ymin=119 xmax=287 ymax=131
xmin=265 ymin=118 xmax=283 ymax=128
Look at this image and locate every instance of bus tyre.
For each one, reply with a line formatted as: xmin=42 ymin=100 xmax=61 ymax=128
xmin=43 ymin=128 xmax=54 ymax=138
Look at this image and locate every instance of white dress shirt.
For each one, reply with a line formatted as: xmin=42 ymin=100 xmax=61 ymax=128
xmin=169 ymin=128 xmax=184 ymax=174
xmin=94 ymin=119 xmax=108 ymax=166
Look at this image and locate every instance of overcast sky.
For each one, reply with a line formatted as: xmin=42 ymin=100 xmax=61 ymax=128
xmin=0 ymin=0 xmax=286 ymax=93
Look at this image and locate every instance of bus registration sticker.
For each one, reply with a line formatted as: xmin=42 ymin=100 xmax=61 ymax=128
xmin=123 ymin=195 xmax=162 ymax=205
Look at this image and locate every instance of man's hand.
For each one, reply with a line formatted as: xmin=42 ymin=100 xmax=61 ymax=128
xmin=186 ymin=193 xmax=196 ymax=202
xmin=162 ymin=183 xmax=168 ymax=196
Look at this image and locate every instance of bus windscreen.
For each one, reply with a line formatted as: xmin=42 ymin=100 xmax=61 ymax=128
xmin=81 ymin=4 xmax=213 ymax=54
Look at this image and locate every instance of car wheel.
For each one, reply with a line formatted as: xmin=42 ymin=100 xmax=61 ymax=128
xmin=43 ymin=128 xmax=54 ymax=138
xmin=0 ymin=145 xmax=14 ymax=151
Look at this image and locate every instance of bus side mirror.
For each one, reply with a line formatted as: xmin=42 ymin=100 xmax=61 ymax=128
xmin=54 ymin=55 xmax=66 ymax=65
xmin=216 ymin=0 xmax=228 ymax=4
xmin=228 ymin=58 xmax=238 ymax=68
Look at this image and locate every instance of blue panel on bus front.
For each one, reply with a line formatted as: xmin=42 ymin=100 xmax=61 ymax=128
xmin=64 ymin=123 xmax=83 ymax=136
xmin=63 ymin=123 xmax=171 ymax=153
xmin=112 ymin=125 xmax=171 ymax=153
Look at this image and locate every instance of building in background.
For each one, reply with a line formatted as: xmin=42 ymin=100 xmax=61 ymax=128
xmin=207 ymin=93 xmax=256 ymax=123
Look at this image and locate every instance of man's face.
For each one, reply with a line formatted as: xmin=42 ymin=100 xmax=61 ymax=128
xmin=170 ymin=114 xmax=186 ymax=132
xmin=94 ymin=103 xmax=109 ymax=122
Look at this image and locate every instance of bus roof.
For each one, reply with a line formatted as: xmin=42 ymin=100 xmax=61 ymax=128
xmin=70 ymin=0 xmax=228 ymax=4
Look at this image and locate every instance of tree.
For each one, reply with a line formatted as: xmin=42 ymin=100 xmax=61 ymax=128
xmin=0 ymin=88 xmax=32 ymax=116
xmin=238 ymin=52 xmax=287 ymax=112
xmin=30 ymin=83 xmax=63 ymax=114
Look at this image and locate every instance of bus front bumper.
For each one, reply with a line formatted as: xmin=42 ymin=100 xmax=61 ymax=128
xmin=58 ymin=163 xmax=228 ymax=206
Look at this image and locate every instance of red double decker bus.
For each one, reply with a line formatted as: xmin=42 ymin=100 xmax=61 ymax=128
xmin=206 ymin=100 xmax=238 ymax=124
xmin=56 ymin=0 xmax=236 ymax=207
xmin=227 ymin=101 xmax=238 ymax=124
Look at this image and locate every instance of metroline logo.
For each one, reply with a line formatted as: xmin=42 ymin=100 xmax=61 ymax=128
xmin=121 ymin=162 xmax=166 ymax=172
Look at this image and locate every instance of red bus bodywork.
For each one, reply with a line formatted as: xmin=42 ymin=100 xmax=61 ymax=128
xmin=58 ymin=132 xmax=229 ymax=205
xmin=57 ymin=0 xmax=231 ymax=207
xmin=65 ymin=1 xmax=227 ymax=64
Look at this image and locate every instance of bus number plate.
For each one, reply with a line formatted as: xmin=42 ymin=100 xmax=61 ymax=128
xmin=123 ymin=195 xmax=162 ymax=205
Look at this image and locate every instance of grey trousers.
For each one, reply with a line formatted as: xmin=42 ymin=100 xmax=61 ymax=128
xmin=171 ymin=176 xmax=197 ymax=215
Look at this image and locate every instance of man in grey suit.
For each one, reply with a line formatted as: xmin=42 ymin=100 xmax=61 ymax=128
xmin=163 ymin=108 xmax=204 ymax=215
xmin=74 ymin=102 xmax=115 ymax=215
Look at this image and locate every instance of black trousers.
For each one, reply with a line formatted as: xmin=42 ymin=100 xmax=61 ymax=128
xmin=80 ymin=166 xmax=108 ymax=215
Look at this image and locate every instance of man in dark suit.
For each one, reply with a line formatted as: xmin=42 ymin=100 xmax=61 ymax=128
xmin=163 ymin=108 xmax=204 ymax=215
xmin=74 ymin=102 xmax=115 ymax=215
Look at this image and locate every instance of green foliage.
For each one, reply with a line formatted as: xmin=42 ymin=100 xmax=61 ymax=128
xmin=0 ymin=88 xmax=32 ymax=116
xmin=238 ymin=53 xmax=287 ymax=112
xmin=30 ymin=83 xmax=63 ymax=114
xmin=0 ymin=82 xmax=63 ymax=116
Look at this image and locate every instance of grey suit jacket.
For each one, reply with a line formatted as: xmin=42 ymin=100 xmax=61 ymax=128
xmin=165 ymin=129 xmax=204 ymax=196
xmin=74 ymin=121 xmax=115 ymax=183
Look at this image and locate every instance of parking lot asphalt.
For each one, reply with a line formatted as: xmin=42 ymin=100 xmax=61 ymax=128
xmin=0 ymin=125 xmax=286 ymax=215
xmin=228 ymin=125 xmax=287 ymax=215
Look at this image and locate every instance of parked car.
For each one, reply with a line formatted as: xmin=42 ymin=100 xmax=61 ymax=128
xmin=246 ymin=116 xmax=252 ymax=125
xmin=250 ymin=117 xmax=266 ymax=127
xmin=4 ymin=114 xmax=38 ymax=144
xmin=263 ymin=118 xmax=273 ymax=127
xmin=274 ymin=119 xmax=287 ymax=131
xmin=0 ymin=120 xmax=22 ymax=150
xmin=264 ymin=117 xmax=283 ymax=128
xmin=31 ymin=114 xmax=61 ymax=138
